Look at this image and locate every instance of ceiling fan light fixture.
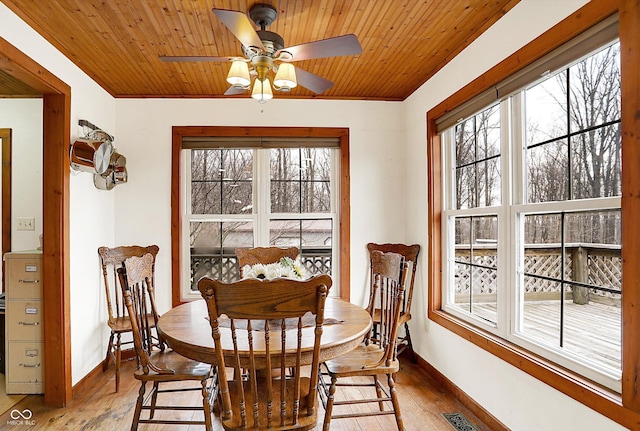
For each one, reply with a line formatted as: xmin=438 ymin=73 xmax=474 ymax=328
xmin=251 ymin=55 xmax=273 ymax=82
xmin=274 ymin=63 xmax=297 ymax=91
xmin=226 ymin=60 xmax=251 ymax=88
xmin=251 ymin=78 xmax=273 ymax=103
xmin=163 ymin=6 xmax=361 ymax=102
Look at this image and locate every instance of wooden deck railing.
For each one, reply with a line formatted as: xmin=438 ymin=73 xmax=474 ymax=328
xmin=454 ymin=244 xmax=622 ymax=307
xmin=189 ymin=247 xmax=332 ymax=291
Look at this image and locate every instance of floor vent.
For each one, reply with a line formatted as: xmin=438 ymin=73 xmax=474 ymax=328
xmin=442 ymin=412 xmax=480 ymax=431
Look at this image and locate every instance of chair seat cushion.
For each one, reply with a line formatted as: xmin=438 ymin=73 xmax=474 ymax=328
xmin=323 ymin=343 xmax=399 ymax=377
xmin=133 ymin=349 xmax=212 ymax=382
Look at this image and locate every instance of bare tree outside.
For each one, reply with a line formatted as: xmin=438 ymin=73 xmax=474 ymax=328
xmin=525 ymin=42 xmax=621 ymax=245
xmin=190 ymin=149 xmax=253 ymax=249
xmin=454 ymin=105 xmax=500 ymax=211
xmin=270 ymin=148 xmax=331 ymax=213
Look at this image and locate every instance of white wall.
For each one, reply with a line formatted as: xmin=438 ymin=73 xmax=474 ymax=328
xmin=0 ymin=3 xmax=117 ymax=385
xmin=0 ymin=99 xmax=43 ymax=251
xmin=403 ymin=0 xmax=625 ymax=430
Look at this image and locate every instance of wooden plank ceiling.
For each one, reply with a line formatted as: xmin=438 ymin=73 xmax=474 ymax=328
xmin=1 ymin=0 xmax=520 ymax=100
xmin=0 ymin=69 xmax=41 ymax=97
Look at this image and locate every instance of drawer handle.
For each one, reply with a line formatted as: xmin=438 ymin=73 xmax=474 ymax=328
xmin=19 ymin=363 xmax=41 ymax=368
xmin=19 ymin=321 xmax=40 ymax=326
xmin=18 ymin=279 xmax=40 ymax=284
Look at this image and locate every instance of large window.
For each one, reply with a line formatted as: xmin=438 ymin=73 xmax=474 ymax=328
xmin=172 ymin=128 xmax=350 ymax=304
xmin=183 ymin=146 xmax=338 ymax=298
xmin=441 ymin=38 xmax=621 ymax=391
xmin=428 ymin=6 xmax=640 ymax=426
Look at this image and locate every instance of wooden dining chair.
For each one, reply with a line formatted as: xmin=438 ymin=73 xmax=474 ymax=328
xmin=367 ymin=242 xmax=420 ymax=361
xmin=119 ymin=254 xmax=217 ymax=431
xmin=98 ymin=244 xmax=160 ymax=392
xmin=236 ymin=246 xmax=300 ymax=276
xmin=198 ymin=274 xmax=332 ymax=431
xmin=318 ymin=250 xmax=409 ymax=431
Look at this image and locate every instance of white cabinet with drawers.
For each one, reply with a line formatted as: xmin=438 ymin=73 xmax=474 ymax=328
xmin=4 ymin=252 xmax=44 ymax=394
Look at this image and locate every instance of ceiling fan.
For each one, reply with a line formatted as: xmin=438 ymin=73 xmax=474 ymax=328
xmin=159 ymin=4 xmax=362 ymax=102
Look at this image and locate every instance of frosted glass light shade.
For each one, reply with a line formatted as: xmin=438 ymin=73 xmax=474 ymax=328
xmin=251 ymin=78 xmax=273 ymax=103
xmin=274 ymin=63 xmax=297 ymax=90
xmin=226 ymin=61 xmax=250 ymax=88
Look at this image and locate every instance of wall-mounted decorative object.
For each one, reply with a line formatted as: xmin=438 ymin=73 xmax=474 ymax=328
xmin=70 ymin=133 xmax=113 ymax=174
xmin=94 ymin=151 xmax=127 ymax=190
xmin=70 ymin=120 xmax=127 ymax=190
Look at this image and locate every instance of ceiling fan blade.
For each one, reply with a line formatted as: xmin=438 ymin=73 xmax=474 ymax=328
xmin=213 ymin=9 xmax=265 ymax=51
xmin=159 ymin=56 xmax=239 ymax=62
xmin=294 ymin=67 xmax=334 ymax=94
xmin=224 ymin=86 xmax=248 ymax=96
xmin=281 ymin=34 xmax=362 ymax=62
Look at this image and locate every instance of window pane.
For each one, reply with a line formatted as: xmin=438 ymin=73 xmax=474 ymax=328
xmin=191 ymin=149 xmax=253 ymax=215
xmin=476 ymin=106 xmax=501 ymax=159
xmin=520 ymin=213 xmax=570 ymax=349
xmin=523 ymin=213 xmax=562 ymax=244
xmin=455 ymin=119 xmax=474 ymax=164
xmin=477 ymin=157 xmax=501 ymax=208
xmin=270 ymin=148 xmax=331 ymax=213
xmin=452 ymin=216 xmax=498 ymax=323
xmin=269 ymin=219 xmax=333 ymax=276
xmin=521 ymin=278 xmax=562 ymax=346
xmin=525 ymin=74 xmax=568 ymax=146
xmin=525 ymin=42 xmax=621 ymax=203
xmin=570 ymin=131 xmax=621 ymax=199
xmin=565 ymin=210 xmax=621 ymax=370
xmin=454 ymin=105 xmax=501 ymax=210
xmin=526 ymin=140 xmax=568 ymax=203
xmin=455 ymin=164 xmax=476 ymax=209
xmin=190 ymin=221 xmax=253 ymax=289
xmin=565 ymin=210 xmax=621 ymax=244
xmin=568 ymin=44 xmax=621 ymax=132
xmin=520 ymin=210 xmax=621 ymax=372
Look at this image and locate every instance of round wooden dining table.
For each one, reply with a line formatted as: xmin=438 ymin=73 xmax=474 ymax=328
xmin=156 ymin=297 xmax=372 ymax=366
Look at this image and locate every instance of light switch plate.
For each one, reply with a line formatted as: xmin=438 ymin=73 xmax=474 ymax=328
xmin=17 ymin=217 xmax=35 ymax=231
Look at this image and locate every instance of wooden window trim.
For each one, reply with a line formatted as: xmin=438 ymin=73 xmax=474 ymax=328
xmin=171 ymin=126 xmax=351 ymax=306
xmin=427 ymin=0 xmax=640 ymax=428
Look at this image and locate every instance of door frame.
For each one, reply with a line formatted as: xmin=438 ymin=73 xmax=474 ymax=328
xmin=0 ymin=128 xmax=11 ymax=285
xmin=0 ymin=37 xmax=71 ymax=406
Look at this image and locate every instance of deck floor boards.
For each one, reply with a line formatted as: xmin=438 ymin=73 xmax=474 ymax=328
xmin=470 ymin=300 xmax=621 ymax=371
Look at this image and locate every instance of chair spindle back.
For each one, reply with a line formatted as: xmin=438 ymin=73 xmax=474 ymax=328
xmin=98 ymin=245 xmax=159 ymax=323
xmin=198 ymin=274 xmax=332 ymax=430
xmin=117 ymin=253 xmax=164 ymax=370
xmin=366 ymin=243 xmax=420 ymax=316
xmin=366 ymin=251 xmax=409 ymax=364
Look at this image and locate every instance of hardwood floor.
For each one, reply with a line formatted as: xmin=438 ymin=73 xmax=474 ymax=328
xmin=0 ymin=354 xmax=492 ymax=430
